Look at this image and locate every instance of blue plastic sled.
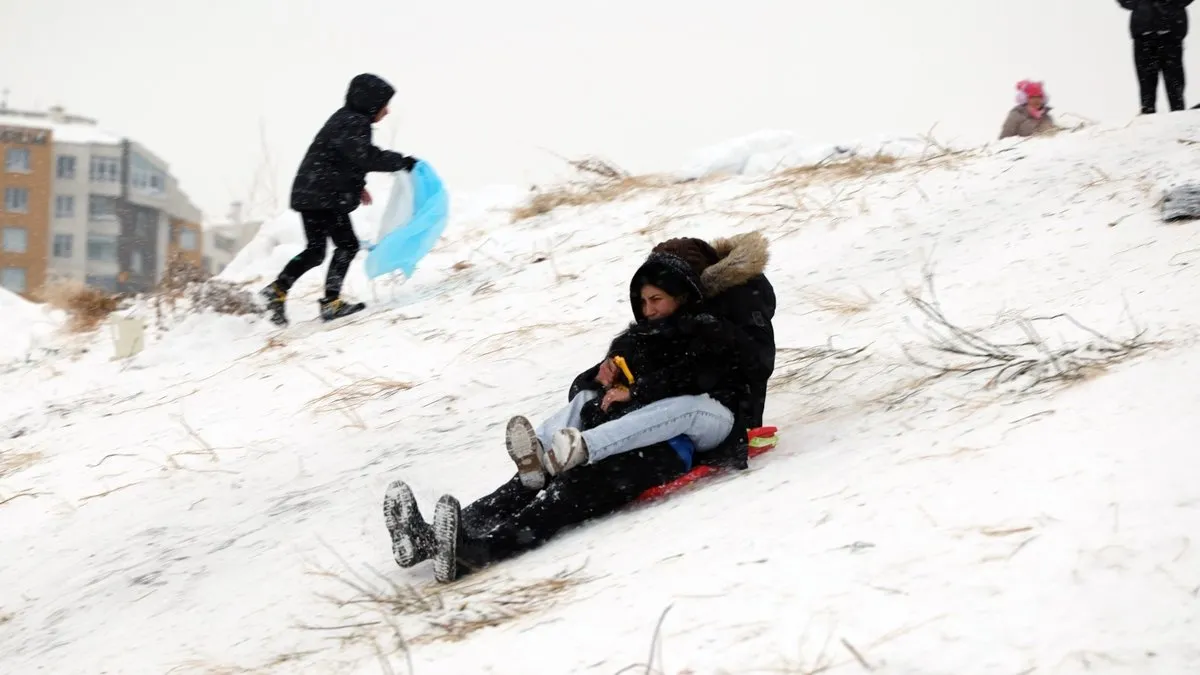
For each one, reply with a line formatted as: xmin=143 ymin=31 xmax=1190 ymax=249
xmin=365 ymin=161 xmax=450 ymax=280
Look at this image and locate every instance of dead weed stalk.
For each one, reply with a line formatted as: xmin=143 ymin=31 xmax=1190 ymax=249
xmin=903 ymin=270 xmax=1160 ymax=393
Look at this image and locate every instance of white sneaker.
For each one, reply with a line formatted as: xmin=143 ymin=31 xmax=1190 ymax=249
xmin=506 ymin=416 xmax=547 ymax=490
xmin=546 ymin=428 xmax=589 ymax=475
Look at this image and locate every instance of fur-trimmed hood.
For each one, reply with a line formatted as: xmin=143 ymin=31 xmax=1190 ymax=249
xmin=701 ymin=231 xmax=770 ymax=296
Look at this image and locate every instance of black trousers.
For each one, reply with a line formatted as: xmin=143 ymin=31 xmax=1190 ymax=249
xmin=274 ymin=211 xmax=360 ymax=300
xmin=1134 ymin=34 xmax=1186 ymax=114
xmin=456 ymin=444 xmax=688 ymax=574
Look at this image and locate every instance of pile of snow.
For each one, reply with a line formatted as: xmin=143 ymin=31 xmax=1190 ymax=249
xmin=0 ymin=289 xmax=63 ymax=365
xmin=7 ymin=113 xmax=1200 ymax=674
xmin=675 ymin=129 xmax=954 ymax=181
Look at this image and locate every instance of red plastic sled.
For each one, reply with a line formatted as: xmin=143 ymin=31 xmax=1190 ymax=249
xmin=635 ymin=426 xmax=778 ymax=503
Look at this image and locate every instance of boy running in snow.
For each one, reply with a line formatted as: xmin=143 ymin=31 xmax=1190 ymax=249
xmin=261 ymin=73 xmax=418 ymax=326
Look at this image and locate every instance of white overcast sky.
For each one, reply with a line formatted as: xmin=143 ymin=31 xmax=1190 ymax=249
xmin=0 ymin=0 xmax=1186 ymax=219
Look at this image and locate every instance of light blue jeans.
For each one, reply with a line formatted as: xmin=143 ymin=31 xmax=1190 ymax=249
xmin=536 ymin=390 xmax=735 ymax=464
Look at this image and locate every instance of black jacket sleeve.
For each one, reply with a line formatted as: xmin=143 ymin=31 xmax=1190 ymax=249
xmin=1117 ymin=0 xmax=1138 ymax=9
xmin=567 ymin=363 xmax=604 ymax=401
xmin=337 ymin=116 xmax=413 ymax=173
xmin=626 ymin=315 xmax=741 ymax=406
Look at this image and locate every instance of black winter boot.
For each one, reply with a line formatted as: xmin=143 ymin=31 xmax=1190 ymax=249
xmin=382 ymin=480 xmax=435 ymax=568
xmin=260 ymin=283 xmax=288 ymax=326
xmin=319 ymin=297 xmax=365 ymax=322
xmin=432 ymin=495 xmax=464 ymax=583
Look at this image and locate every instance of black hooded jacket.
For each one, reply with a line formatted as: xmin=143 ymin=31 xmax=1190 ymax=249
xmin=290 ymin=74 xmax=415 ymax=213
xmin=1119 ymin=0 xmax=1192 ymax=38
xmin=694 ymin=232 xmax=775 ymax=427
xmin=569 ymin=253 xmax=757 ymax=468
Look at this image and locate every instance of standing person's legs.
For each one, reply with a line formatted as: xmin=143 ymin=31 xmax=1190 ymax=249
xmin=1134 ymin=36 xmax=1162 ymax=114
xmin=1162 ymin=36 xmax=1187 ymax=111
xmin=274 ymin=212 xmax=332 ymax=291
xmin=323 ymin=212 xmax=361 ymax=301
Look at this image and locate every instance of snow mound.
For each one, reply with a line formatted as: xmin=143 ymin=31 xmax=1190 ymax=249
xmin=0 ymin=289 xmax=63 ymax=365
xmin=675 ymin=129 xmax=948 ymax=181
xmin=8 ymin=114 xmax=1200 ymax=674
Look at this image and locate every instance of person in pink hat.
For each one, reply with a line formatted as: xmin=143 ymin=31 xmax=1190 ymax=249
xmin=1000 ymin=80 xmax=1057 ymax=139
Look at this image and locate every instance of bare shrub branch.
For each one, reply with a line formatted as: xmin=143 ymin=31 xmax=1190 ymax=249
xmin=769 ymin=343 xmax=872 ymax=393
xmin=902 ymin=271 xmax=1159 ymax=393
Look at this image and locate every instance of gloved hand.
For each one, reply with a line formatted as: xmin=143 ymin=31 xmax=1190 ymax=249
xmin=398 ymin=155 xmax=418 ymax=172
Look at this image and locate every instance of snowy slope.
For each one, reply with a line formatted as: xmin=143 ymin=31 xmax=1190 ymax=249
xmin=0 ymin=288 xmax=65 ymax=367
xmin=4 ymin=114 xmax=1200 ymax=674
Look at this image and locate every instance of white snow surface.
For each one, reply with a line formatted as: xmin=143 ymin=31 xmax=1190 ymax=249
xmin=675 ymin=129 xmax=954 ymax=181
xmin=0 ymin=289 xmax=64 ymax=366
xmin=4 ymin=115 xmax=1200 ymax=674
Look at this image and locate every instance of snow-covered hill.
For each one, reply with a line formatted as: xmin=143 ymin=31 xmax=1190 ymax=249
xmin=3 ymin=115 xmax=1200 ymax=674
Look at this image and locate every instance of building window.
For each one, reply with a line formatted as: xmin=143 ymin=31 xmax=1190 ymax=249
xmin=179 ymin=228 xmax=198 ymax=251
xmin=88 ymin=195 xmax=117 ymax=221
xmin=4 ymin=187 xmax=29 ymax=213
xmin=85 ymin=274 xmax=117 ymax=292
xmin=1 ymin=267 xmax=27 ymax=293
xmin=2 ymin=227 xmax=28 ymax=253
xmin=87 ymin=235 xmax=118 ymax=262
xmin=129 ymin=250 xmax=146 ymax=275
xmin=53 ymin=233 xmax=74 ymax=259
xmin=130 ymin=154 xmax=166 ymax=195
xmin=5 ymin=148 xmax=31 ymax=173
xmin=55 ymin=195 xmax=75 ymax=218
xmin=214 ymin=234 xmax=237 ymax=253
xmin=57 ymin=155 xmax=77 ymax=180
xmin=89 ymin=156 xmax=120 ymax=183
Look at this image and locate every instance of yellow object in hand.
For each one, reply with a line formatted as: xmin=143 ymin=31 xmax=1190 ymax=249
xmin=612 ymin=356 xmax=635 ymax=385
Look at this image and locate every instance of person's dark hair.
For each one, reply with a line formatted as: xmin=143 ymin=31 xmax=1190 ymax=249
xmin=628 ymin=252 xmax=706 ymax=320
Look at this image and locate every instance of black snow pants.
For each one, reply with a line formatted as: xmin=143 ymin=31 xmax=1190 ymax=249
xmin=273 ymin=210 xmax=360 ymax=300
xmin=1134 ymin=34 xmax=1187 ymax=114
xmin=456 ymin=444 xmax=688 ymax=574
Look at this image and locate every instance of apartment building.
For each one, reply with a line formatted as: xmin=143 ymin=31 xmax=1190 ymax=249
xmin=0 ymin=124 xmax=52 ymax=295
xmin=0 ymin=106 xmax=203 ymax=297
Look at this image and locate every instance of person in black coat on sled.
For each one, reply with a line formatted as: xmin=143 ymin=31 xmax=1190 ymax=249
xmin=383 ymin=251 xmax=758 ymax=583
xmin=260 ymin=73 xmax=419 ymax=326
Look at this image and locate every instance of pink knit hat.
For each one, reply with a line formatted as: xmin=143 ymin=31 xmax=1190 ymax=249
xmin=1015 ymin=80 xmax=1047 ymax=105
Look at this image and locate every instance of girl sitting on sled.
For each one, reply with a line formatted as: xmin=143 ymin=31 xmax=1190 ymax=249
xmin=383 ymin=250 xmax=760 ymax=583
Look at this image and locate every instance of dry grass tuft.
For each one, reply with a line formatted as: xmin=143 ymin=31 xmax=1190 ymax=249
xmin=747 ymin=134 xmax=973 ymax=204
xmin=36 ymin=280 xmax=122 ymax=333
xmin=0 ymin=450 xmax=43 ymax=479
xmin=512 ymin=175 xmax=674 ymax=221
xmin=511 ymin=155 xmax=678 ymax=221
xmin=306 ymin=378 xmax=416 ymax=416
xmin=310 ymin=559 xmax=587 ymax=648
xmin=801 ymin=287 xmax=876 ymax=315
